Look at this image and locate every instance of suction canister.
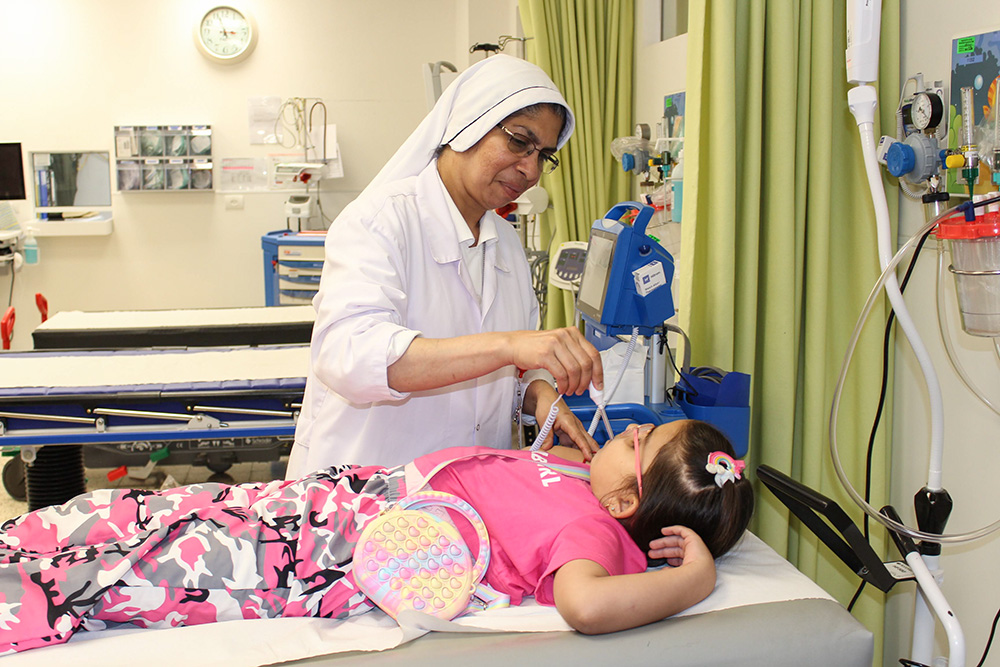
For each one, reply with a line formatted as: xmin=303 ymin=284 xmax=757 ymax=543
xmin=936 ymin=211 xmax=1000 ymax=336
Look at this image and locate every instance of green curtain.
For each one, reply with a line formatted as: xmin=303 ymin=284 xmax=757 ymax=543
xmin=679 ymin=0 xmax=899 ymax=662
xmin=518 ymin=0 xmax=634 ymax=330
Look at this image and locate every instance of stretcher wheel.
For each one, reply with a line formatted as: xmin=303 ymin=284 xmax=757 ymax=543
xmin=3 ymin=457 xmax=27 ymax=502
xmin=25 ymin=445 xmax=86 ymax=511
xmin=204 ymin=453 xmax=234 ymax=474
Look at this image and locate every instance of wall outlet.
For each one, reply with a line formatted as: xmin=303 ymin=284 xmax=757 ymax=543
xmin=225 ymin=195 xmax=244 ymax=210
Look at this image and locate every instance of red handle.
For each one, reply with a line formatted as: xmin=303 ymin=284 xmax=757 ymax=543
xmin=35 ymin=293 xmax=48 ymax=323
xmin=1 ymin=307 xmax=14 ymax=350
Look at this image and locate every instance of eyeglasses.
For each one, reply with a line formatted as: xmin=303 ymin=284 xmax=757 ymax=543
xmin=634 ymin=426 xmax=644 ymax=499
xmin=497 ymin=125 xmax=560 ymax=174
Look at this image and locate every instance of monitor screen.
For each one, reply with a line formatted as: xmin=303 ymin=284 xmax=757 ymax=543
xmin=0 ymin=143 xmax=26 ymax=201
xmin=576 ymin=228 xmax=617 ymax=321
xmin=32 ymin=151 xmax=112 ymax=211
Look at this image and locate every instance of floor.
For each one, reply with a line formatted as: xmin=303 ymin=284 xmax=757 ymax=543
xmin=0 ymin=458 xmax=287 ymax=523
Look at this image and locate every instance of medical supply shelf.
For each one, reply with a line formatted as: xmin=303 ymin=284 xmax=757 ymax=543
xmin=114 ymin=125 xmax=213 ymax=192
xmin=262 ymin=229 xmax=326 ymax=306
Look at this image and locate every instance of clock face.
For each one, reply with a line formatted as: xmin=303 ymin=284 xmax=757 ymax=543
xmin=196 ymin=6 xmax=257 ymax=63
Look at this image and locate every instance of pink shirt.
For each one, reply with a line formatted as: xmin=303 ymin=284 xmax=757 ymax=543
xmin=410 ymin=447 xmax=647 ymax=606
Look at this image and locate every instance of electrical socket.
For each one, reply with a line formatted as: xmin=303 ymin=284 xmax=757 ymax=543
xmin=225 ymin=195 xmax=244 ymax=210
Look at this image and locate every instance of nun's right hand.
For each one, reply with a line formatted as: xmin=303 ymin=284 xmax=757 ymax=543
xmin=509 ymin=328 xmax=603 ymax=397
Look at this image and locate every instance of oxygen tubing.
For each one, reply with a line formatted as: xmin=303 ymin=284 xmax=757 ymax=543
xmin=830 ymin=203 xmax=1000 ymax=544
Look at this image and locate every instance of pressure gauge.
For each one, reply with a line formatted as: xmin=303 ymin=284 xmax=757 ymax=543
xmin=910 ymin=92 xmax=944 ymax=131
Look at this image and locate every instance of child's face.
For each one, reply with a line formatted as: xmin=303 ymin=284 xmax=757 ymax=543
xmin=589 ymin=420 xmax=688 ymax=504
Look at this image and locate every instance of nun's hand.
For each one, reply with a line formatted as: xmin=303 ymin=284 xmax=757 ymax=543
xmin=510 ymin=328 xmax=603 ymax=397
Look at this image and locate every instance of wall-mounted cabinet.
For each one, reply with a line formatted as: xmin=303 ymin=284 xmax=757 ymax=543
xmin=114 ymin=125 xmax=213 ymax=191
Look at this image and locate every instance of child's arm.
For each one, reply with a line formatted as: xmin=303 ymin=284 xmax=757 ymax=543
xmin=551 ymin=526 xmax=716 ymax=635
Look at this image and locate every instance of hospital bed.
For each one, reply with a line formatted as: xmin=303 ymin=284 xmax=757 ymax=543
xmin=31 ymin=304 xmax=316 ymax=349
xmin=5 ymin=306 xmax=315 ymax=502
xmin=0 ymin=344 xmax=873 ymax=666
xmin=0 ymin=345 xmax=308 ymax=507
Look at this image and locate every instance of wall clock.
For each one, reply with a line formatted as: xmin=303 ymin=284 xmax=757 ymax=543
xmin=194 ymin=5 xmax=258 ymax=64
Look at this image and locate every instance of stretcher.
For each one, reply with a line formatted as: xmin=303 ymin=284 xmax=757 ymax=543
xmin=31 ymin=304 xmax=316 ymax=349
xmin=0 ymin=345 xmax=308 ymax=506
xmin=0 ymin=345 xmax=874 ymax=666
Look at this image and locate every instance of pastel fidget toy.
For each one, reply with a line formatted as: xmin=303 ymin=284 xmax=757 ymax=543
xmin=353 ymin=490 xmax=491 ymax=621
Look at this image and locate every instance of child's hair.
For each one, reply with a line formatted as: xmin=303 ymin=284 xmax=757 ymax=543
xmin=619 ymin=420 xmax=754 ymax=560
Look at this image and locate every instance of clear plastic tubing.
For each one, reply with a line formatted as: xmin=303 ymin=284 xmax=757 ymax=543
xmin=830 ymin=205 xmax=1000 ymax=544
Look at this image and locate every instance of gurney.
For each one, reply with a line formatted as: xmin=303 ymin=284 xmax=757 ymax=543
xmin=0 ymin=345 xmax=308 ymax=507
xmin=0 ymin=346 xmax=873 ymax=665
xmin=31 ymin=304 xmax=316 ymax=350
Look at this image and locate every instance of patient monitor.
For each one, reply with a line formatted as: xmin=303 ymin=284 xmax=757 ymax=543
xmin=577 ymin=202 xmax=675 ymax=336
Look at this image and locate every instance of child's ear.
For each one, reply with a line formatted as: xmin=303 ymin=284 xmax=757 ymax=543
xmin=604 ymin=491 xmax=639 ymax=519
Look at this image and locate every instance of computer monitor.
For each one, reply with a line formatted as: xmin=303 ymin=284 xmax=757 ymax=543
xmin=575 ymin=202 xmax=675 ymax=336
xmin=0 ymin=143 xmax=26 ymax=201
xmin=576 ymin=228 xmax=617 ymax=322
xmin=31 ymin=151 xmax=112 ymax=217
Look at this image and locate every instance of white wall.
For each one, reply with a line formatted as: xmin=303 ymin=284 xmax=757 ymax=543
xmin=0 ymin=0 xmax=518 ymax=349
xmin=889 ymin=3 xmax=1000 ymax=665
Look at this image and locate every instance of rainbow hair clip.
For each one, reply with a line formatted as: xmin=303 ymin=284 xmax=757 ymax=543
xmin=706 ymin=452 xmax=746 ymax=488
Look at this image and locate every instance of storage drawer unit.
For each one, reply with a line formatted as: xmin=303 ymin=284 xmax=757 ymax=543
xmin=262 ymin=230 xmax=327 ymax=306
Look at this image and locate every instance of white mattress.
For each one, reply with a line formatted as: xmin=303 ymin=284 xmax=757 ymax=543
xmin=34 ymin=306 xmax=315 ymax=331
xmin=1 ymin=532 xmax=837 ymax=667
xmin=0 ymin=346 xmax=311 ymax=391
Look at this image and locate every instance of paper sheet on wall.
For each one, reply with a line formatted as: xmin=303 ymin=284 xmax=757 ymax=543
xmin=248 ymin=96 xmax=283 ymax=145
xmin=309 ymin=123 xmax=344 ymax=178
xmin=219 ymin=158 xmax=268 ymax=192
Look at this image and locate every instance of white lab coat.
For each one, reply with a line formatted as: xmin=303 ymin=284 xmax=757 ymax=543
xmin=287 ymin=161 xmax=539 ymax=474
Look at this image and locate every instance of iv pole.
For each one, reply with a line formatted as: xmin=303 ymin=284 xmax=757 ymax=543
xmin=844 ymin=2 xmax=965 ymax=665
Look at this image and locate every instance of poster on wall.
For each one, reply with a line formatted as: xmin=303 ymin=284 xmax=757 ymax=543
xmin=663 ymin=92 xmax=685 ymax=138
xmin=948 ymin=29 xmax=1000 ymax=196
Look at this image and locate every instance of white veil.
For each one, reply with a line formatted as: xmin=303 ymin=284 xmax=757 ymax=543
xmin=364 ymin=54 xmax=575 ymax=195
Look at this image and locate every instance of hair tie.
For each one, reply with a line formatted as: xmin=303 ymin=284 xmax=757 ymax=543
xmin=706 ymin=452 xmax=746 ymax=488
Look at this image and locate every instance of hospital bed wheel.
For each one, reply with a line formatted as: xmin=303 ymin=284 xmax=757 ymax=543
xmin=200 ymin=452 xmax=234 ymax=474
xmin=2 ymin=457 xmax=26 ymax=502
xmin=25 ymin=445 xmax=86 ymax=511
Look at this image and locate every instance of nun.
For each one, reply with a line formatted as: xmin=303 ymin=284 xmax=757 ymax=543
xmin=288 ymin=55 xmax=603 ymax=476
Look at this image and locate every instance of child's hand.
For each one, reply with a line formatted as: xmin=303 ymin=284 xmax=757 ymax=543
xmin=647 ymin=525 xmax=713 ymax=568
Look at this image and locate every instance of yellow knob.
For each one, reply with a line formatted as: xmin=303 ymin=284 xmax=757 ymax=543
xmin=945 ymin=154 xmax=965 ymax=169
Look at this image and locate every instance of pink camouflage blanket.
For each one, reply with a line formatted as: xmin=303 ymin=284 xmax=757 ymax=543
xmin=0 ymin=464 xmax=403 ymax=654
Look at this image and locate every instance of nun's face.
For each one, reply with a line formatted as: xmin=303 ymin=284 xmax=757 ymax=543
xmin=438 ymin=106 xmax=562 ymax=226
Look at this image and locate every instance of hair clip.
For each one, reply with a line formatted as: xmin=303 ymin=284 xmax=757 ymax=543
xmin=706 ymin=452 xmax=746 ymax=488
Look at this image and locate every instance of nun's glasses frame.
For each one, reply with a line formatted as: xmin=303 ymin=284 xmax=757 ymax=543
xmin=497 ymin=125 xmax=560 ymax=174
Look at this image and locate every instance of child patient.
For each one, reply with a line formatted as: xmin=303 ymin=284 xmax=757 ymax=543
xmin=0 ymin=419 xmax=753 ymax=653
